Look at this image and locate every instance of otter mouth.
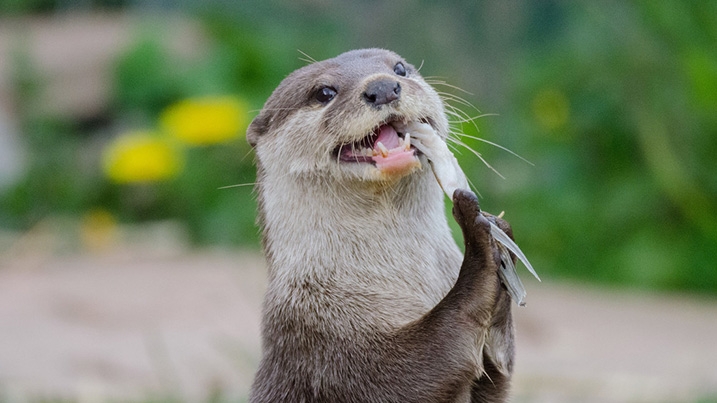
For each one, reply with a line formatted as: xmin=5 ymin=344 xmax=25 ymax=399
xmin=335 ymin=118 xmax=430 ymax=174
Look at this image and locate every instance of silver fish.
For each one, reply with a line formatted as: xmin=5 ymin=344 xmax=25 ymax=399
xmin=403 ymin=121 xmax=540 ymax=306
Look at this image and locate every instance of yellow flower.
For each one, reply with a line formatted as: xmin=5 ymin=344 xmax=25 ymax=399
xmin=103 ymin=131 xmax=182 ymax=183
xmin=160 ymin=95 xmax=249 ymax=145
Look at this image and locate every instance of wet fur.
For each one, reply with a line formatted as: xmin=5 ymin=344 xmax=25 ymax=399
xmin=248 ymin=49 xmax=514 ymax=402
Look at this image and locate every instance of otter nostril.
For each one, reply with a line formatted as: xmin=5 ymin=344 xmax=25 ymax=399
xmin=363 ymin=79 xmax=401 ymax=106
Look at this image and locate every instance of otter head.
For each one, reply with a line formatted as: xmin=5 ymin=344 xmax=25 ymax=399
xmin=247 ymin=49 xmax=449 ymax=185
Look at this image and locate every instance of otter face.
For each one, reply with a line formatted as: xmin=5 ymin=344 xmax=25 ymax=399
xmin=247 ymin=49 xmax=449 ymax=183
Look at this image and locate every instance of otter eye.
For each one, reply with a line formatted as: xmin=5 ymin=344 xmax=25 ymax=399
xmin=393 ymin=62 xmax=407 ymax=77
xmin=315 ymin=86 xmax=337 ymax=104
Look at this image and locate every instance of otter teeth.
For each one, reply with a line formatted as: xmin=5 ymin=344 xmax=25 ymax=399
xmin=374 ymin=135 xmax=413 ymax=157
xmin=376 ymin=141 xmax=390 ymax=158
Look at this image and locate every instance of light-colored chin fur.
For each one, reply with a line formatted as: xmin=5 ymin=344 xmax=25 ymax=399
xmin=257 ymin=150 xmax=463 ymax=336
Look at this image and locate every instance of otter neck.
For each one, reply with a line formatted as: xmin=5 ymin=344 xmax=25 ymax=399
xmin=257 ymin=165 xmax=461 ymax=328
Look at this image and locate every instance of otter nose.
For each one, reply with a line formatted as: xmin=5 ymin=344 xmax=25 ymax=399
xmin=363 ymin=79 xmax=401 ymax=106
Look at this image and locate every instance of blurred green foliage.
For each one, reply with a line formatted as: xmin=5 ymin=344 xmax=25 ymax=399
xmin=1 ymin=1 xmax=716 ymax=294
xmin=492 ymin=2 xmax=717 ymax=293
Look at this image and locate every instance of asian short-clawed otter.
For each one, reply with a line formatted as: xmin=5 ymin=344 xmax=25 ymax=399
xmin=247 ymin=48 xmax=515 ymax=403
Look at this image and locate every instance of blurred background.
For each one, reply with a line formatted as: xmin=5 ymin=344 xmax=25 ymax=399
xmin=0 ymin=1 xmax=716 ymax=402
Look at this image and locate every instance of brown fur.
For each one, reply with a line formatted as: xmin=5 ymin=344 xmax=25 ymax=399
xmin=247 ymin=49 xmax=514 ymax=402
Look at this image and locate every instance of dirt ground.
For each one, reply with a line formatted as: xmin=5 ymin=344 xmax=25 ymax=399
xmin=1 ymin=245 xmax=717 ymax=403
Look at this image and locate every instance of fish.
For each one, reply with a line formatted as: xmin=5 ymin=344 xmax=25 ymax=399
xmin=402 ymin=121 xmax=540 ymax=306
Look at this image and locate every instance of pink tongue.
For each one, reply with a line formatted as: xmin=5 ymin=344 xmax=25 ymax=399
xmin=374 ymin=125 xmax=401 ymax=150
xmin=371 ymin=124 xmax=419 ymax=175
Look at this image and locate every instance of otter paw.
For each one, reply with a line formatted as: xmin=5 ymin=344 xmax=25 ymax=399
xmin=452 ymin=189 xmax=492 ymax=248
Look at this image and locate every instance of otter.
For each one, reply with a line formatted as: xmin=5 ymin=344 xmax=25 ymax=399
xmin=247 ymin=49 xmax=515 ymax=403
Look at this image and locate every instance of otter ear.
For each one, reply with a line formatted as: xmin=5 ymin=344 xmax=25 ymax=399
xmin=246 ymin=111 xmax=270 ymax=148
